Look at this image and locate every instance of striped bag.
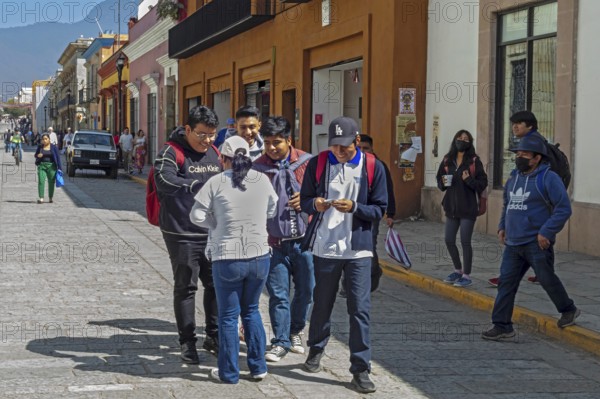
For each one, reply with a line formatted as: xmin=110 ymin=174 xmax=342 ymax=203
xmin=385 ymin=228 xmax=412 ymax=269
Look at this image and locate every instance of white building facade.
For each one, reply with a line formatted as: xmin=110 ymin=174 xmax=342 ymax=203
xmin=421 ymin=0 xmax=600 ymax=257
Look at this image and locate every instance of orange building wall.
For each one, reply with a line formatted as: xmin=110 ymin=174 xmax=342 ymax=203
xmin=177 ymin=0 xmax=428 ymax=218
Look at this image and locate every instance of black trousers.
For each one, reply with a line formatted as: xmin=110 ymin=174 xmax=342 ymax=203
xmin=164 ymin=237 xmax=218 ymax=344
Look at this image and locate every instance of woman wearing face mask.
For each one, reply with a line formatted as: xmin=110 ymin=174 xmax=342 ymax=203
xmin=436 ymin=130 xmax=488 ymax=287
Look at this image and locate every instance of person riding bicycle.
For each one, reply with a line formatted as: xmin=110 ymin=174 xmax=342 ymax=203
xmin=10 ymin=128 xmax=24 ymax=160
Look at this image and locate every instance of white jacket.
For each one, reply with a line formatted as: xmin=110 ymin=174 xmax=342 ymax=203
xmin=190 ymin=169 xmax=277 ymax=261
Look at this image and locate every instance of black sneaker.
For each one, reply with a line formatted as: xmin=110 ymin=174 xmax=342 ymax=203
xmin=202 ymin=335 xmax=219 ymax=355
xmin=303 ymin=347 xmax=324 ymax=373
xmin=481 ymin=326 xmax=515 ymax=341
xmin=351 ymin=371 xmax=377 ymax=393
xmin=558 ymin=308 xmax=581 ymax=328
xmin=180 ymin=341 xmax=199 ymax=364
xmin=265 ymin=345 xmax=288 ymax=362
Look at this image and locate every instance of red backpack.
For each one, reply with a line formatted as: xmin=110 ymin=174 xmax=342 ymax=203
xmin=146 ymin=142 xmax=221 ymax=226
xmin=315 ymin=150 xmax=376 ymax=189
xmin=146 ymin=141 xmax=185 ymax=226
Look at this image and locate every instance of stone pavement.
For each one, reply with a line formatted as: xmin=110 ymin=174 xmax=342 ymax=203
xmin=2 ymin=146 xmax=600 ymax=398
xmin=125 ymin=162 xmax=600 ymax=357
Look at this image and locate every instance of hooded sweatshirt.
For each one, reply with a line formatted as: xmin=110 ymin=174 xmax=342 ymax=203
xmin=499 ymin=163 xmax=571 ymax=246
xmin=153 ymin=127 xmax=222 ymax=241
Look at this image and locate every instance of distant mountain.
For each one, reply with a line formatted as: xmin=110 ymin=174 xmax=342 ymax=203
xmin=0 ymin=0 xmax=136 ymax=101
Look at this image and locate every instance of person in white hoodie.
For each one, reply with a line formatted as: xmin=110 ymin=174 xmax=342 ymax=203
xmin=190 ymin=135 xmax=277 ymax=384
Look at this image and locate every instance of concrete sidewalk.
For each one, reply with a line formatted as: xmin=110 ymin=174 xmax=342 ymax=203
xmin=122 ymin=166 xmax=600 ymax=357
xmin=374 ymin=219 xmax=600 ymax=357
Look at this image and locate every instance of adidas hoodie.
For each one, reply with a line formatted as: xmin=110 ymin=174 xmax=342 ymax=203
xmin=499 ymin=163 xmax=571 ymax=246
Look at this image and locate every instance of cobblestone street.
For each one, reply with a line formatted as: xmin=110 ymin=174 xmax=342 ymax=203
xmin=2 ymin=148 xmax=600 ymax=398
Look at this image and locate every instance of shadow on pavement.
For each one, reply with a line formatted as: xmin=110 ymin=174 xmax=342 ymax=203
xmin=25 ymin=318 xmax=215 ymax=381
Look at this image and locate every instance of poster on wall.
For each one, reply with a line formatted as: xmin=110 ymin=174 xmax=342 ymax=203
xmin=432 ymin=114 xmax=440 ymax=158
xmin=396 ymin=114 xmax=417 ymax=144
xmin=399 ymin=88 xmax=416 ymax=115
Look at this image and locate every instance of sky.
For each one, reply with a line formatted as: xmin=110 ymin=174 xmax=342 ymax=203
xmin=0 ymin=0 xmax=136 ymax=28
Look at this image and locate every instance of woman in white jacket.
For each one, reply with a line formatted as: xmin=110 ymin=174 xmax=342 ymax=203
xmin=190 ymin=135 xmax=277 ymax=384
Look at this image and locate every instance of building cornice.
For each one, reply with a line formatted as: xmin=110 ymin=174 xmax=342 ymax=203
xmin=126 ymin=81 xmax=140 ymax=99
xmin=156 ymin=54 xmax=178 ymax=85
xmin=142 ymin=73 xmax=160 ymax=93
xmin=123 ymin=18 xmax=175 ymax=62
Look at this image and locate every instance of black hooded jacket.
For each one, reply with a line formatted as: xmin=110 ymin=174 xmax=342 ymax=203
xmin=153 ymin=127 xmax=222 ymax=241
xmin=436 ymin=155 xmax=488 ymax=220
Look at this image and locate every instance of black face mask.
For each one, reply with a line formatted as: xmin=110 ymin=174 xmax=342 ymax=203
xmin=515 ymin=157 xmax=532 ymax=173
xmin=455 ymin=140 xmax=471 ymax=152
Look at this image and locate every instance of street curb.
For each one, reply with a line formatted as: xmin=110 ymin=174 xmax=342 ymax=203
xmin=118 ymin=168 xmax=600 ymax=357
xmin=120 ymin=172 xmax=147 ymax=186
xmin=380 ymin=259 xmax=600 ymax=357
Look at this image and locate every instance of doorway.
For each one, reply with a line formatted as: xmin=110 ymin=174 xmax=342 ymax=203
xmin=311 ymin=59 xmax=363 ymax=153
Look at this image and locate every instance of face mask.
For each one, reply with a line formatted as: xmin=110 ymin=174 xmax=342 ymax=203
xmin=455 ymin=140 xmax=471 ymax=152
xmin=515 ymin=157 xmax=531 ymax=173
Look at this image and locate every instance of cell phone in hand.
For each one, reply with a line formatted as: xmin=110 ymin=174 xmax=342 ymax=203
xmin=323 ymin=199 xmax=335 ymax=204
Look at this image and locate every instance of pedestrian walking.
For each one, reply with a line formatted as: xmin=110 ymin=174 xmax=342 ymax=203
xmin=338 ymin=133 xmax=397 ymax=297
xmin=153 ymin=106 xmax=221 ymax=364
xmin=436 ymin=130 xmax=488 ymax=288
xmin=300 ymin=117 xmax=387 ymax=394
xmin=482 ymin=135 xmax=579 ymax=341
xmin=487 ymin=110 xmax=572 ymax=287
xmin=35 ymin=133 xmax=62 ymax=204
xmin=190 ymin=135 xmax=278 ymax=384
xmin=252 ymin=116 xmax=314 ymax=363
xmin=47 ymin=127 xmax=58 ymax=146
xmin=119 ymin=127 xmax=133 ymax=173
xmin=133 ymin=129 xmax=147 ymax=174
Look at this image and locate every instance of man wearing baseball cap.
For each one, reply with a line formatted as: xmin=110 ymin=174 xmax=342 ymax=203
xmin=300 ymin=116 xmax=387 ymax=393
xmin=482 ymin=135 xmax=579 ymax=341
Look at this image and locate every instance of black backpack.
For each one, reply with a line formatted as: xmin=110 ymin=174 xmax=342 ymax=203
xmin=544 ymin=141 xmax=571 ymax=189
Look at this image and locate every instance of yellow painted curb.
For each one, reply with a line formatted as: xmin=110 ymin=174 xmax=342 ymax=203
xmin=380 ymin=259 xmax=600 ymax=357
xmin=123 ymin=173 xmax=147 ymax=186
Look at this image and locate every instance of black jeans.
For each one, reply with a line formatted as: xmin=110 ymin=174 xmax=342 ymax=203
xmin=164 ymin=238 xmax=218 ymax=344
xmin=444 ymin=217 xmax=475 ymax=275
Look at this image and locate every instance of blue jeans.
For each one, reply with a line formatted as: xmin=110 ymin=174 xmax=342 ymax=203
xmin=266 ymin=240 xmax=314 ymax=349
xmin=308 ymin=256 xmax=371 ymax=374
xmin=212 ymin=254 xmax=270 ymax=383
xmin=492 ymin=242 xmax=575 ymax=332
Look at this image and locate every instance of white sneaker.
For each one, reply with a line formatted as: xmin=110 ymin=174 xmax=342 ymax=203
xmin=290 ymin=333 xmax=305 ymax=354
xmin=252 ymin=371 xmax=268 ymax=380
xmin=209 ymin=368 xmax=222 ymax=382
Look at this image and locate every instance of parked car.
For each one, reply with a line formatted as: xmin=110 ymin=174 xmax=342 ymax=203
xmin=66 ymin=130 xmax=118 ymax=178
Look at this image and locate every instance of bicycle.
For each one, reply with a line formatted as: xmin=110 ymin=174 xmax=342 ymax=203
xmin=12 ymin=144 xmax=22 ymax=166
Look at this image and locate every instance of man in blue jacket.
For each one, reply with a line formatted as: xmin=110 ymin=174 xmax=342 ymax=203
xmin=482 ymin=135 xmax=579 ymax=341
xmin=300 ymin=117 xmax=387 ymax=394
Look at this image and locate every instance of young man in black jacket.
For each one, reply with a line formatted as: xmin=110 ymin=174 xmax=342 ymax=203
xmin=154 ymin=106 xmax=221 ymax=364
xmin=300 ymin=117 xmax=387 ymax=394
